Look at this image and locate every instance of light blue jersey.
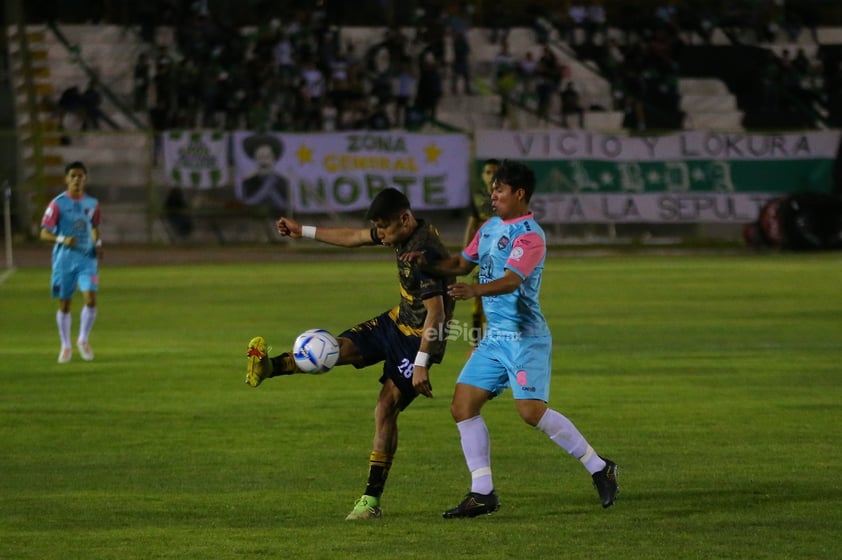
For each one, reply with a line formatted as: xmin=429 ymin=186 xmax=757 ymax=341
xmin=459 ymin=213 xmax=553 ymax=400
xmin=41 ymin=192 xmax=101 ymax=298
xmin=462 ymin=213 xmax=550 ymax=337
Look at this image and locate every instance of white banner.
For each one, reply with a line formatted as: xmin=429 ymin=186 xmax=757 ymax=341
xmin=477 ymin=130 xmax=841 ymax=161
xmin=233 ymin=131 xmax=470 ymax=213
xmin=163 ymin=131 xmax=229 ymax=190
xmin=531 ymin=193 xmax=777 ymax=223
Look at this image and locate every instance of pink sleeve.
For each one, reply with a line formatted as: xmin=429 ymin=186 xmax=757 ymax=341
xmin=505 ymin=232 xmax=545 ymax=279
xmin=41 ymin=200 xmax=60 ymax=230
xmin=91 ymin=204 xmax=101 ymax=227
xmin=462 ymin=228 xmax=481 ymax=263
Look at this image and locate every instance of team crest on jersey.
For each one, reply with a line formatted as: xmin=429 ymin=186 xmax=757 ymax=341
xmin=510 ymin=246 xmax=524 ymax=261
xmin=497 ymin=236 xmax=509 ymax=250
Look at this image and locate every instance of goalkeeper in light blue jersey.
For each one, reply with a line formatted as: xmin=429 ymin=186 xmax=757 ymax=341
xmin=40 ymin=161 xmax=103 ymax=364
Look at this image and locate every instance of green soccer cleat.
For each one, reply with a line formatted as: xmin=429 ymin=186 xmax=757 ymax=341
xmin=345 ymin=495 xmax=382 ymax=520
xmin=245 ymin=336 xmax=272 ymax=387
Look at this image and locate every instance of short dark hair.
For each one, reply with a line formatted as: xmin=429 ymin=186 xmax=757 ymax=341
xmin=483 ymin=158 xmax=501 ymax=167
xmin=494 ymin=160 xmax=536 ymax=202
xmin=365 ymin=188 xmax=411 ymax=221
xmin=65 ymin=161 xmax=87 ymax=174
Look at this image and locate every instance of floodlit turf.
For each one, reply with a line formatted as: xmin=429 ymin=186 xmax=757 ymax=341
xmin=1 ymin=253 xmax=840 ymax=559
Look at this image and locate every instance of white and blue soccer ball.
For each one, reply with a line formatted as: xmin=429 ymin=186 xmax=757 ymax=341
xmin=292 ymin=329 xmax=340 ymax=373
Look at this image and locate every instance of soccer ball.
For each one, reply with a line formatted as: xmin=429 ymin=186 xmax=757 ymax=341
xmin=292 ymin=329 xmax=340 ymax=373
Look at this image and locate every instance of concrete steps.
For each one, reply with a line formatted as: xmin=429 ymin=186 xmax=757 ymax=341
xmin=679 ymin=78 xmax=744 ymax=131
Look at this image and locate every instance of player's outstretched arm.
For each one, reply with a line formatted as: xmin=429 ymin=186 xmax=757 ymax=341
xmin=401 ymin=252 xmax=475 ymax=277
xmin=277 ymin=217 xmax=373 ymax=248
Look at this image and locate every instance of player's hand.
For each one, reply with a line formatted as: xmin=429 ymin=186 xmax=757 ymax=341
xmin=412 ymin=365 xmax=433 ymax=398
xmin=400 ymin=250 xmax=427 ymax=265
xmin=276 ymin=217 xmax=301 ymax=238
xmin=447 ymin=282 xmax=475 ymax=301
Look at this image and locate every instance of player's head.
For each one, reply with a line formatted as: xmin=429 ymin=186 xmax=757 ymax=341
xmin=65 ymin=161 xmax=87 ymax=175
xmin=493 ymin=160 xmax=536 ymax=202
xmin=365 ymin=188 xmax=411 ymax=222
xmin=366 ymin=188 xmax=414 ymax=246
xmin=64 ymin=161 xmax=88 ymax=197
xmin=481 ymin=158 xmax=501 ymax=190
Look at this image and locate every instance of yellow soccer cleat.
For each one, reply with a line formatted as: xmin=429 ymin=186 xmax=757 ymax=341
xmin=245 ymin=336 xmax=272 ymax=387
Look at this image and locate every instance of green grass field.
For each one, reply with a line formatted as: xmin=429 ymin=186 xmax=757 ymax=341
xmin=1 ymin=252 xmax=840 ymax=559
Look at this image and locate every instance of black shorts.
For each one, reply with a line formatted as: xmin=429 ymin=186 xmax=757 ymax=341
xmin=340 ymin=310 xmax=422 ymax=410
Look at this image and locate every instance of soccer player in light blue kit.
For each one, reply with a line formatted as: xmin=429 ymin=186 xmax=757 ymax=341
xmin=40 ymin=161 xmax=103 ymax=363
xmin=408 ymin=160 xmax=619 ymax=517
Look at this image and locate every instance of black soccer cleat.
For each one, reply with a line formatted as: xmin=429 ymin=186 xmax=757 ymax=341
xmin=592 ymin=457 xmax=619 ymax=508
xmin=442 ymin=491 xmax=500 ymax=519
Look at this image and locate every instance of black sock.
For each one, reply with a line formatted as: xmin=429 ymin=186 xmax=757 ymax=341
xmin=363 ymin=450 xmax=393 ymax=498
xmin=270 ymin=352 xmax=298 ymax=376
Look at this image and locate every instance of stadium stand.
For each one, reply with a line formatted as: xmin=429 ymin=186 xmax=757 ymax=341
xmin=4 ymin=0 xmax=842 ymax=245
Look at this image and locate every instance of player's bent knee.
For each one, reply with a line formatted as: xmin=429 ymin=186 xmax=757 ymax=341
xmin=516 ymin=400 xmax=547 ymax=427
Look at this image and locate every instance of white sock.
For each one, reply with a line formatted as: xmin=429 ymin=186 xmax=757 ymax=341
xmin=79 ymin=305 xmax=97 ymax=343
xmin=457 ymin=415 xmax=494 ymax=495
xmin=536 ymin=408 xmax=606 ymax=475
xmin=57 ymin=310 xmax=71 ymax=349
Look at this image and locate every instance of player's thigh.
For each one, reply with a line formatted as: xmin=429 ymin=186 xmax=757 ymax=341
xmin=336 ymin=336 xmax=363 ymax=365
xmin=339 ymin=313 xmax=388 ymax=367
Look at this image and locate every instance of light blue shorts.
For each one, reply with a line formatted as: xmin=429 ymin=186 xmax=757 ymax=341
xmin=51 ymin=250 xmax=99 ymax=299
xmin=456 ymin=333 xmax=552 ymax=401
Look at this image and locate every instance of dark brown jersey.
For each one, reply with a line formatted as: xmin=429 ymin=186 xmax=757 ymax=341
xmin=371 ymin=220 xmax=454 ymax=360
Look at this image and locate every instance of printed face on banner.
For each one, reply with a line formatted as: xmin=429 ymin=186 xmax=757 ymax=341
xmin=236 ymin=133 xmax=290 ymax=211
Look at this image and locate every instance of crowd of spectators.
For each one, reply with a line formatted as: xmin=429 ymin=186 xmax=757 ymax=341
xmin=552 ymin=0 xmax=833 ymax=130
xmin=758 ymin=47 xmax=823 ymax=117
xmin=129 ymin=2 xmax=485 ymax=134
xmin=50 ymin=0 xmax=841 ymax=134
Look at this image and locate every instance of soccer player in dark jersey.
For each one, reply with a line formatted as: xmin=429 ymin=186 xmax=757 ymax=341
xmin=245 ymin=188 xmax=454 ymax=520
xmin=463 ymin=158 xmax=500 ymax=348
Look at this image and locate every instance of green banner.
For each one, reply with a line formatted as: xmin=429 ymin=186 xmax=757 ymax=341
xmin=476 ymin=130 xmax=840 ymax=223
xmin=519 ymin=159 xmax=833 ymax=194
